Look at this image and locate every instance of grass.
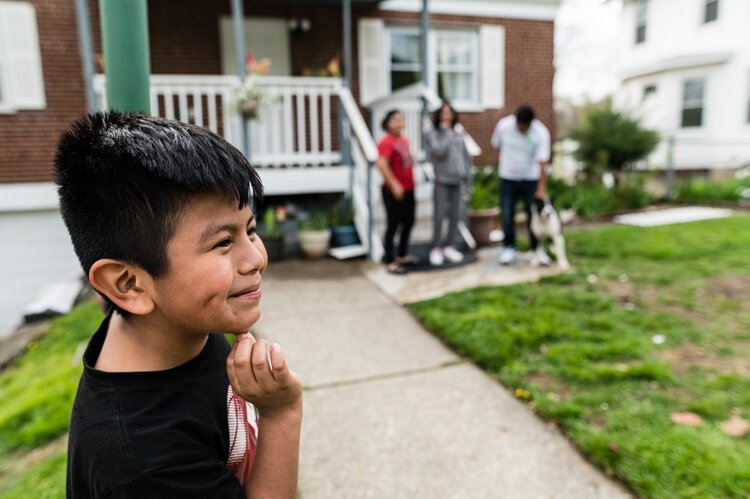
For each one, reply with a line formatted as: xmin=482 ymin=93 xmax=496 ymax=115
xmin=0 ymin=300 xmax=103 ymax=496
xmin=675 ymin=176 xmax=750 ymax=204
xmin=409 ymin=215 xmax=750 ymax=499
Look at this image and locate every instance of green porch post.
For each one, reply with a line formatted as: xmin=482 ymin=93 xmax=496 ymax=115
xmin=420 ymin=0 xmax=430 ymax=158
xmin=99 ymin=0 xmax=150 ymax=113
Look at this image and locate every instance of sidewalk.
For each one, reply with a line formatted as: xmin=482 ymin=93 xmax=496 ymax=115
xmin=255 ymin=257 xmax=632 ymax=499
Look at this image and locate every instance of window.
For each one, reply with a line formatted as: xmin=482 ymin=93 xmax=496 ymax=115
xmin=0 ymin=1 xmax=46 ymax=113
xmin=681 ymin=78 xmax=705 ymax=128
xmin=642 ymin=84 xmax=657 ymax=101
xmin=635 ymin=0 xmax=647 ymax=44
xmin=387 ymin=27 xmax=479 ymax=105
xmin=704 ymin=0 xmax=719 ymax=23
xmin=434 ymin=31 xmax=478 ymax=104
xmin=388 ymin=28 xmax=422 ymax=92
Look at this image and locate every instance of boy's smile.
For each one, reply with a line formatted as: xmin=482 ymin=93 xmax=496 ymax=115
xmin=150 ymin=193 xmax=268 ymax=336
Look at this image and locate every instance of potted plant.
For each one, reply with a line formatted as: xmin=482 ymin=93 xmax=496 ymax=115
xmin=298 ymin=211 xmax=330 ymax=258
xmin=468 ymin=167 xmax=500 ymax=246
xmin=232 ymin=54 xmax=273 ymax=120
xmin=261 ymin=207 xmax=285 ymax=262
xmin=328 ymin=196 xmax=360 ymax=248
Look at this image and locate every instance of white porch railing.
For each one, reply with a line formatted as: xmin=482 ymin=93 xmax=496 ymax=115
xmin=93 ymin=74 xmax=343 ymax=169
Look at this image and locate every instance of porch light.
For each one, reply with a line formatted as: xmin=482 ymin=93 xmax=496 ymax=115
xmin=287 ymin=17 xmax=311 ymax=33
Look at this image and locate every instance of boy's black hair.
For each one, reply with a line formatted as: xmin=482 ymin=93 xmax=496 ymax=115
xmin=431 ymin=101 xmax=459 ymax=130
xmin=515 ymin=105 xmax=535 ymax=125
xmin=381 ymin=109 xmax=402 ymax=132
xmin=54 ymin=112 xmax=263 ymax=315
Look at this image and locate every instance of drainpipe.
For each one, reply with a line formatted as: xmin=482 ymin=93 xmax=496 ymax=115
xmin=420 ymin=0 xmax=430 ymax=160
xmin=74 ymin=0 xmax=96 ymax=112
xmin=341 ymin=0 xmax=353 ymax=193
xmin=99 ymin=0 xmax=150 ymax=113
xmin=231 ymin=0 xmax=250 ymax=159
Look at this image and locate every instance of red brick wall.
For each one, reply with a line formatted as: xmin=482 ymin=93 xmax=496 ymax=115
xmin=0 ymin=0 xmax=87 ymax=184
xmin=0 ymin=1 xmax=554 ymax=183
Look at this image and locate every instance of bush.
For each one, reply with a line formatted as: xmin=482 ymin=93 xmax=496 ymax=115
xmin=570 ymin=100 xmax=660 ymax=184
xmin=675 ymin=177 xmax=750 ymax=203
xmin=549 ymin=177 xmax=653 ymax=220
xmin=469 ymin=166 xmax=499 ymax=210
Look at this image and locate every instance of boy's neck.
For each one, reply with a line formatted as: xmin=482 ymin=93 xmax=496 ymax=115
xmin=95 ymin=312 xmax=210 ymax=373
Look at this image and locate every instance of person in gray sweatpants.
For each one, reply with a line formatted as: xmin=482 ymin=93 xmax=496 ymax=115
xmin=426 ymin=101 xmax=471 ymax=266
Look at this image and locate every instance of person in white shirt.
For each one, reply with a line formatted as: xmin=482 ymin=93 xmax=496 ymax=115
xmin=490 ymin=105 xmax=551 ymax=266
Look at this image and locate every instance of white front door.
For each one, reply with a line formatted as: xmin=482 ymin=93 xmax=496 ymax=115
xmin=220 ymin=17 xmax=291 ymax=76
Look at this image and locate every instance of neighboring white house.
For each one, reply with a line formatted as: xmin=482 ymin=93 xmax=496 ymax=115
xmin=613 ymin=0 xmax=750 ymax=176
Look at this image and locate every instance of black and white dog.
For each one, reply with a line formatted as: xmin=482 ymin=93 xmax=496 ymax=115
xmin=530 ymin=197 xmax=570 ymax=270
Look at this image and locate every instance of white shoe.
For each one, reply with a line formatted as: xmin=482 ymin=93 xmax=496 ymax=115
xmin=499 ymin=247 xmax=516 ymax=266
xmin=535 ymin=247 xmax=551 ymax=266
xmin=442 ymin=246 xmax=464 ymax=264
xmin=429 ymin=247 xmax=444 ymax=266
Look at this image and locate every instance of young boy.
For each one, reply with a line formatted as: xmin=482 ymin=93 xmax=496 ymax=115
xmin=56 ymin=112 xmax=302 ymax=497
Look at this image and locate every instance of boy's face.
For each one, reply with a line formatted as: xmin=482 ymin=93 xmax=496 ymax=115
xmin=150 ymin=193 xmax=267 ymax=336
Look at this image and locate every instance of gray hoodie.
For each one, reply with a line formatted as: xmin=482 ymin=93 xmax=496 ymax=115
xmin=427 ymin=128 xmax=471 ymax=186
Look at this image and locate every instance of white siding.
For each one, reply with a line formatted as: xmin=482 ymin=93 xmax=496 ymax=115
xmin=614 ymin=0 xmax=750 ymax=171
xmin=0 ymin=210 xmax=81 ymax=337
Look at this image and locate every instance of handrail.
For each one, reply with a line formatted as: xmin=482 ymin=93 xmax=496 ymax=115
xmin=338 ymin=87 xmax=378 ymax=162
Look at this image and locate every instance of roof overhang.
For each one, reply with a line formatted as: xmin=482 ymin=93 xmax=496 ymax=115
xmin=621 ymin=52 xmax=732 ymax=82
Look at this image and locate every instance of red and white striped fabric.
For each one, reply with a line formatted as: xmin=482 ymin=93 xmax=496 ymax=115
xmin=226 ymin=385 xmax=258 ymax=486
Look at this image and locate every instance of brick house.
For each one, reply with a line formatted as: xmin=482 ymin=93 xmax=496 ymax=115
xmin=0 ymin=0 xmax=558 ymax=335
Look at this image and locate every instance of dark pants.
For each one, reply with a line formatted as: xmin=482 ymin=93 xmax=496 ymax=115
xmin=382 ymin=187 xmax=415 ymax=264
xmin=500 ymin=178 xmax=538 ymax=250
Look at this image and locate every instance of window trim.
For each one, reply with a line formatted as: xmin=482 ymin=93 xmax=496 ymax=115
xmin=680 ymin=78 xmax=705 ymax=128
xmin=386 ymin=25 xmax=481 ymax=110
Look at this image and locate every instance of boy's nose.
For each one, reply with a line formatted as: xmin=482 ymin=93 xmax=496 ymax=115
xmin=237 ymin=236 xmax=266 ymax=274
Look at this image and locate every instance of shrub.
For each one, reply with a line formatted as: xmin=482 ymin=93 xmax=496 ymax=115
xmin=469 ymin=166 xmax=499 ymax=210
xmin=570 ymin=100 xmax=660 ymax=184
xmin=675 ymin=177 xmax=750 ymax=203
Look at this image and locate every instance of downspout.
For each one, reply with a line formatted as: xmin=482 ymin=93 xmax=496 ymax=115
xmin=420 ymin=0 xmax=430 ymax=159
xmin=231 ymin=0 xmax=250 ymax=159
xmin=74 ymin=0 xmax=96 ymax=112
xmin=341 ymin=0 xmax=354 ymax=203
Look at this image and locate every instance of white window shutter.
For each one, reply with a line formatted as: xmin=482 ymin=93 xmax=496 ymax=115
xmin=479 ymin=25 xmax=504 ymax=109
xmin=358 ymin=18 xmax=387 ymax=106
xmin=0 ymin=1 xmax=46 ymax=110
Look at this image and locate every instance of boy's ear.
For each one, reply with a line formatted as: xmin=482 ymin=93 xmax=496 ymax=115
xmin=88 ymin=259 xmax=156 ymax=316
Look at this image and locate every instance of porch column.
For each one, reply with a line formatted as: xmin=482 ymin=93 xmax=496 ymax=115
xmin=74 ymin=0 xmax=96 ymax=112
xmin=99 ymin=0 xmax=151 ymax=113
xmin=340 ymin=0 xmax=352 ymax=168
xmin=231 ymin=0 xmax=250 ymax=158
xmin=420 ymin=0 xmax=430 ymax=157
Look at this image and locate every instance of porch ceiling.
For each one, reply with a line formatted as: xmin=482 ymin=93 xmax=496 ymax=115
xmin=251 ymin=0 xmax=384 ymax=4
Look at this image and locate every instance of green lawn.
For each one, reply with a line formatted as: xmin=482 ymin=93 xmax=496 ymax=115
xmin=0 ymin=301 xmax=103 ymax=496
xmin=410 ymin=215 xmax=750 ymax=499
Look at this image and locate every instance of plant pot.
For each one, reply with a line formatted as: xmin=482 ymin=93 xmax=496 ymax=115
xmin=468 ymin=207 xmax=500 ymax=246
xmin=299 ymin=229 xmax=330 ymax=258
xmin=263 ymin=235 xmax=284 ymax=262
xmin=238 ymin=99 xmax=259 ymax=119
xmin=330 ymin=225 xmax=360 ymax=248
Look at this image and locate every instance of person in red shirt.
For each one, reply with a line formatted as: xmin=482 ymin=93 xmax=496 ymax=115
xmin=377 ymin=110 xmax=416 ymax=274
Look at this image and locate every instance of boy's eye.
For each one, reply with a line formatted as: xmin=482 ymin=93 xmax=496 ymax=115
xmin=215 ymin=238 xmax=231 ymax=249
xmin=247 ymin=226 xmax=257 ymax=238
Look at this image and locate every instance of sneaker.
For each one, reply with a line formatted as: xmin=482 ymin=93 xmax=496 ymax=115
xmin=442 ymin=246 xmax=464 ymax=263
xmin=429 ymin=247 xmax=444 ymax=266
xmin=535 ymin=247 xmax=551 ymax=266
xmin=499 ymin=247 xmax=516 ymax=266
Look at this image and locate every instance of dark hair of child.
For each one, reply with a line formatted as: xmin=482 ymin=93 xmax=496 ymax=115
xmin=515 ymin=105 xmax=535 ymax=125
xmin=431 ymin=101 xmax=459 ymax=130
xmin=381 ymin=109 xmax=402 ymax=132
xmin=54 ymin=112 xmax=264 ymax=316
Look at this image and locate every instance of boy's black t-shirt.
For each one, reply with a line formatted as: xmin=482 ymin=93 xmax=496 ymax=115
xmin=67 ymin=315 xmax=255 ymax=498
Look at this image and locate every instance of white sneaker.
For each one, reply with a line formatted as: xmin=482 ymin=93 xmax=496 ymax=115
xmin=535 ymin=247 xmax=551 ymax=266
xmin=429 ymin=247 xmax=444 ymax=266
xmin=442 ymin=246 xmax=464 ymax=264
xmin=499 ymin=247 xmax=516 ymax=266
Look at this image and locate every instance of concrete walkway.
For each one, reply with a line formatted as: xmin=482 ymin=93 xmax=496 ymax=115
xmin=255 ymin=257 xmax=631 ymax=499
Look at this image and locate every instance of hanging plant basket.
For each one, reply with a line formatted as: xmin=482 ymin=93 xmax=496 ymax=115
xmin=238 ymin=98 xmax=259 ymax=119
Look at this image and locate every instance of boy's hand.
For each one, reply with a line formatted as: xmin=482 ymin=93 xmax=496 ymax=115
xmin=227 ymin=333 xmax=303 ymax=419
